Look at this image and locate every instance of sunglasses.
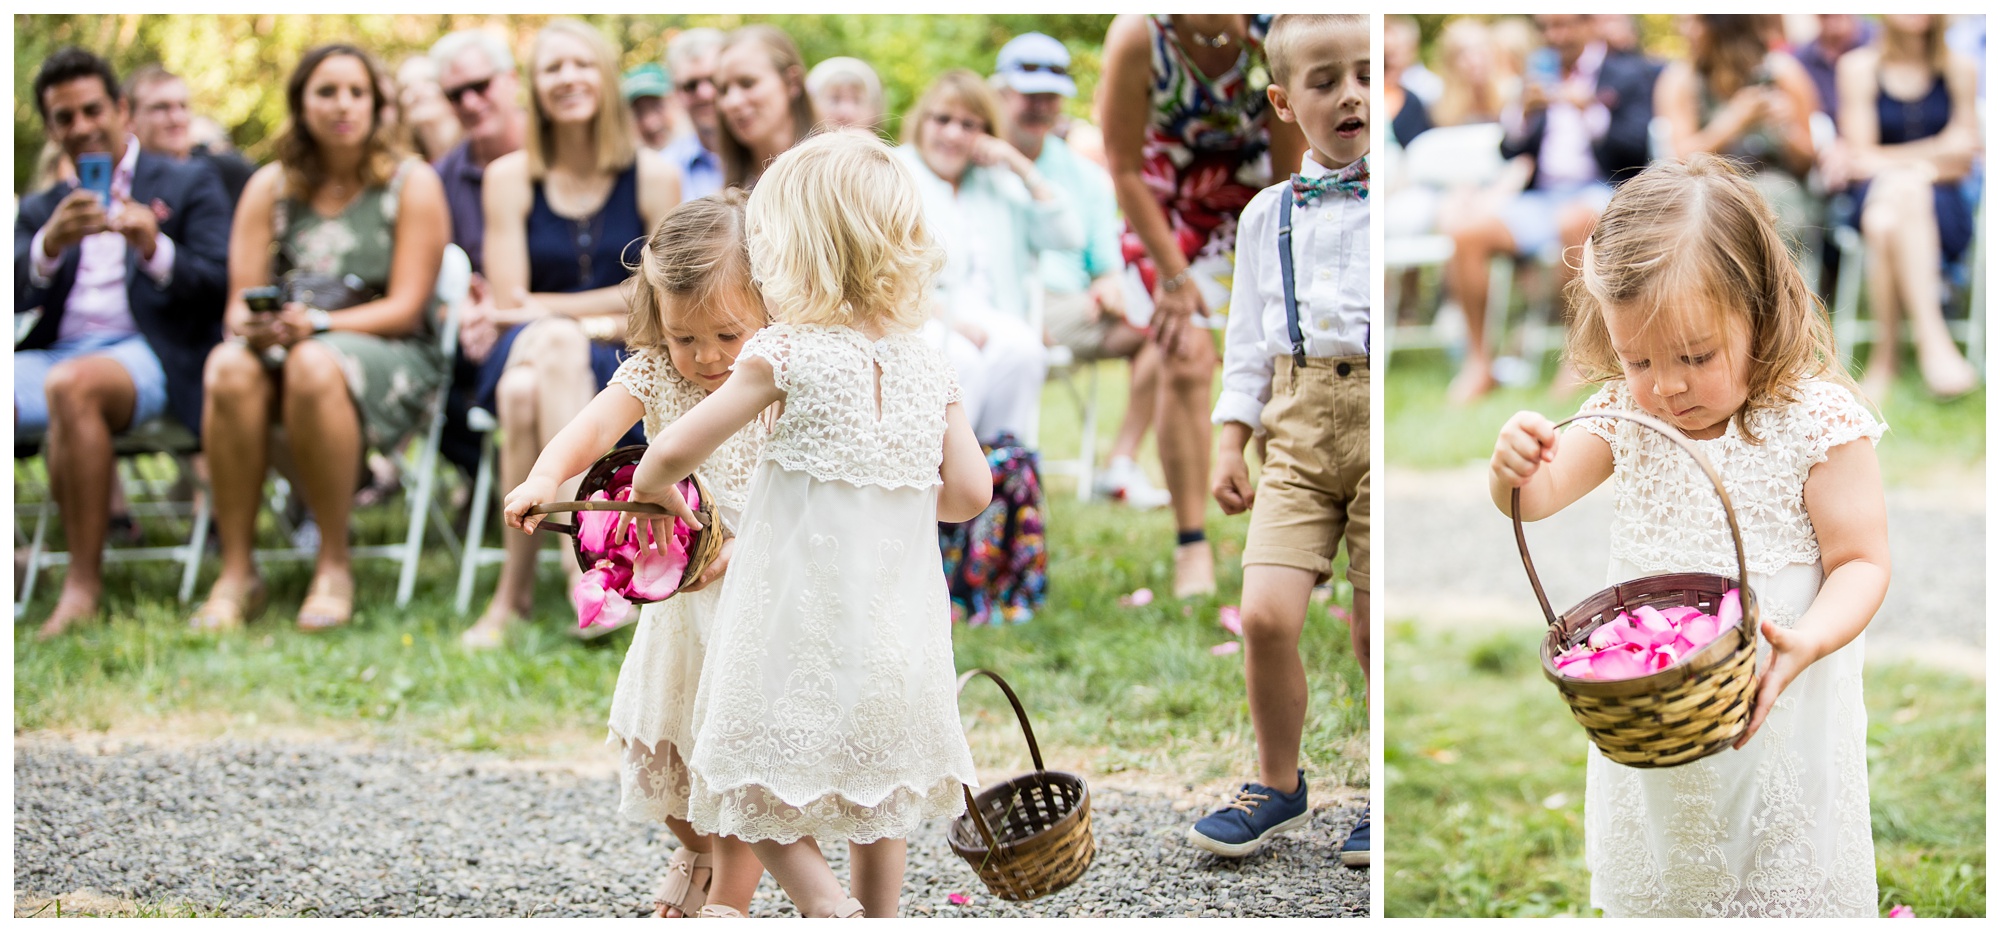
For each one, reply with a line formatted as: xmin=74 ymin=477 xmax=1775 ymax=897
xmin=1014 ymin=62 xmax=1069 ymax=77
xmin=443 ymin=76 xmax=495 ymax=106
xmin=678 ymin=76 xmax=715 ymax=95
xmin=928 ymin=112 xmax=987 ymax=134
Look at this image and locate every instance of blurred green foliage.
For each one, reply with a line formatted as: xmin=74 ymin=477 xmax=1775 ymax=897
xmin=14 ymin=13 xmax=1115 ymax=194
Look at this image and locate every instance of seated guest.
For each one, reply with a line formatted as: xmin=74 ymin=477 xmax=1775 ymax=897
xmin=462 ymin=19 xmax=678 ymax=649
xmin=894 ymin=69 xmax=1081 ymax=446
xmin=713 ymin=24 xmax=816 ymax=190
xmin=1444 ymin=13 xmax=1654 ymax=402
xmin=191 ymin=44 xmax=451 ymax=634
xmin=660 ymin=27 xmax=726 ymax=202
xmin=16 ymin=48 xmax=232 ymax=638
xmin=125 ymin=64 xmax=256 ymax=208
xmin=993 ymin=31 xmax=1168 ymax=508
xmin=806 ymin=56 xmax=885 ymax=133
xmin=623 ymin=63 xmax=673 ymax=154
xmin=184 ymin=115 xmax=257 ymax=206
xmin=396 ymin=54 xmax=462 ymax=163
xmin=430 ymin=28 xmax=529 ymax=473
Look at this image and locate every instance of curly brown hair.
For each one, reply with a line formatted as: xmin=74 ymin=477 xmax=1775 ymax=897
xmin=1564 ymin=154 xmax=1854 ymax=442
xmin=274 ymin=44 xmax=403 ymax=199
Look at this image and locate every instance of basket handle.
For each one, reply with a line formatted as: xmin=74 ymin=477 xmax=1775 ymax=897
xmin=523 ymin=499 xmax=669 ymax=537
xmin=1510 ymin=409 xmax=1751 ymax=631
xmin=955 ymin=668 xmax=1047 ymax=856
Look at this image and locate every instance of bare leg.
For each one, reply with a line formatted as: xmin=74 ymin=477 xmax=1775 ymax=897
xmin=37 ymin=356 xmax=138 ymax=637
xmin=1241 ymin=564 xmax=1317 ymax=793
xmin=470 ymin=363 xmax=544 ymax=641
xmin=747 ymin=837 xmax=854 ymax=917
xmin=1876 ymin=170 xmax=1977 ymax=397
xmin=1107 ymin=340 xmax=1160 ymax=463
xmin=704 ymin=834 xmax=762 ymax=916
xmin=1445 ymin=214 xmax=1515 ymax=404
xmin=847 ymin=837 xmax=906 ymax=919
xmin=1156 ymin=332 xmax=1217 ymax=597
xmin=281 ymin=341 xmax=363 ymax=629
xmin=197 ymin=343 xmax=274 ymax=620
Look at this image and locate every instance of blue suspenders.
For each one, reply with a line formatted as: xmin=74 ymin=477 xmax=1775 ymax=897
xmin=1278 ymin=194 xmax=1307 ymax=369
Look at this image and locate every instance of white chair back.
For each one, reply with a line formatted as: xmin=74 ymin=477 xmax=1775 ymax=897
xmin=1399 ymin=122 xmax=1507 ymax=189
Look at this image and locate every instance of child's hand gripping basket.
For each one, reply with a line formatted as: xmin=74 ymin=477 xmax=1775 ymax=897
xmin=948 ymin=668 xmax=1094 ymax=901
xmin=1513 ymin=410 xmax=1761 ymax=768
xmin=525 ymin=446 xmax=722 ymax=604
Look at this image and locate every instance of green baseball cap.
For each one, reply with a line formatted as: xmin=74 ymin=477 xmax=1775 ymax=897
xmin=622 ymin=63 xmax=669 ymax=101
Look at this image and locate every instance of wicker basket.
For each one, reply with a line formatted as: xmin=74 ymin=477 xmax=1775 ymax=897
xmin=1513 ymin=410 xmax=1762 ymax=768
xmin=948 ymin=669 xmax=1094 ymax=901
xmin=525 ymin=446 xmax=722 ymax=603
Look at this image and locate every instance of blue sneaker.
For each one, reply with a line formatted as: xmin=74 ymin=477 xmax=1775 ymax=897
xmin=1339 ymin=806 xmax=1369 ymax=868
xmin=1186 ymin=770 xmax=1311 ymax=857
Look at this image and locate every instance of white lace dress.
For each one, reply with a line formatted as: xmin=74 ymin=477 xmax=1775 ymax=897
xmin=1571 ymin=379 xmax=1885 ymax=918
xmin=603 ymin=348 xmax=767 ymax=825
xmin=684 ymin=323 xmax=978 ymax=844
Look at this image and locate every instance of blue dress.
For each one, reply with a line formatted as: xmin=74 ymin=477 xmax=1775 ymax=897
xmin=475 ymin=162 xmax=648 ymax=446
xmin=1847 ymin=74 xmax=1973 ymax=262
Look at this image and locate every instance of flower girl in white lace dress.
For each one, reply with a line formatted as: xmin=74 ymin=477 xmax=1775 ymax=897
xmin=626 ymin=132 xmax=991 ymax=919
xmin=503 ymin=193 xmax=771 ymax=918
xmin=1489 ymin=155 xmax=1890 ymax=917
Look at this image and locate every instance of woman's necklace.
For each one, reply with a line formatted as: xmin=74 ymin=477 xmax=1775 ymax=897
xmin=572 ymin=208 xmax=605 ymax=286
xmin=1185 ymin=22 xmax=1234 ymax=49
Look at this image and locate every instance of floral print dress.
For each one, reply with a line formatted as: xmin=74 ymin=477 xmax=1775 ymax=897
xmin=1121 ymin=14 xmax=1276 ymax=323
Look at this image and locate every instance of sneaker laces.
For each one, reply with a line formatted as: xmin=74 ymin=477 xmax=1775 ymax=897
xmin=1219 ymin=786 xmax=1270 ymax=815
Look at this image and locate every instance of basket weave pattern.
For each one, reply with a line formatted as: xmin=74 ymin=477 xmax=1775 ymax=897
xmin=526 ymin=445 xmax=721 ymax=602
xmin=948 ymin=669 xmax=1094 ymax=901
xmin=1515 ymin=411 xmax=1762 ymax=769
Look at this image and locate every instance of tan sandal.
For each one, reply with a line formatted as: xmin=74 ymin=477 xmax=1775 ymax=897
xmin=653 ymin=847 xmax=714 ymax=918
xmin=188 ymin=579 xmax=267 ymax=633
xmin=297 ymin=573 xmax=353 ymax=632
xmin=694 ymin=905 xmax=745 ymax=918
xmin=824 ymin=898 xmax=865 ymax=918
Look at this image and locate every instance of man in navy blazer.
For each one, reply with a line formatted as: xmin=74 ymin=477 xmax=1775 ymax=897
xmin=14 ymin=47 xmax=231 ymax=637
xmin=1443 ymin=13 xmax=1659 ymax=402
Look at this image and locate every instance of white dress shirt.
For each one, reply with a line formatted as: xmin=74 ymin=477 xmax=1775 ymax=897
xmin=28 ymin=136 xmax=177 ymax=341
xmin=1213 ymin=152 xmax=1369 ymax=429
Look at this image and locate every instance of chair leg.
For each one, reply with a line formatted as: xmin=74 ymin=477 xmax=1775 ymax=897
xmin=396 ymin=438 xmax=440 ymax=610
xmin=17 ymin=500 xmax=52 ymax=618
xmin=1075 ymin=363 xmax=1099 ymax=503
xmin=179 ymin=486 xmax=211 ymax=605
xmin=456 ymin=431 xmax=496 ymax=616
xmin=1832 ymin=226 xmax=1865 ymax=353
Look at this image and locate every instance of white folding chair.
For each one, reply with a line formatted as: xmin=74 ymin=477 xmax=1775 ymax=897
xmin=1382 ymin=123 xmax=1518 ymax=360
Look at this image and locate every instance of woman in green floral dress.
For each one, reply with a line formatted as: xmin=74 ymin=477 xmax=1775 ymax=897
xmin=191 ymin=44 xmax=450 ymax=632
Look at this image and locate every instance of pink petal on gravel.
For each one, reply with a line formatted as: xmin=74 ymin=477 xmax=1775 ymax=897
xmin=1211 ymin=641 xmax=1241 ymax=656
xmin=1219 ymin=605 xmax=1243 ymax=636
xmin=947 ymin=893 xmax=970 ymax=906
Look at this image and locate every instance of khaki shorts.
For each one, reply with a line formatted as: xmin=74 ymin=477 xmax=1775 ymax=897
xmin=1244 ymin=355 xmax=1369 ymax=592
xmin=1043 ymin=289 xmax=1121 ymax=361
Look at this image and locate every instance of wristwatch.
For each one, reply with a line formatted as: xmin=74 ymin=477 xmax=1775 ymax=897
xmin=305 ymin=308 xmax=333 ymax=333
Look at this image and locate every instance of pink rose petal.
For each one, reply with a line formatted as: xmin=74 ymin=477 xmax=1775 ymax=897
xmin=1889 ymin=905 xmax=1914 ymax=918
xmin=1681 ymin=613 xmax=1721 ymax=651
xmin=1659 ymin=605 xmax=1701 ymax=627
xmin=1119 ymin=587 xmax=1154 ymax=608
xmin=577 ymin=490 xmax=617 ymax=554
xmin=1717 ymin=589 xmax=1742 ymax=630
xmin=572 ymin=565 xmax=633 ymax=629
xmin=1218 ymin=605 xmax=1243 ymax=636
xmin=1632 ymin=605 xmax=1673 ymax=636
xmin=947 ymin=893 xmax=970 ymax=906
xmin=629 ymin=534 xmax=690 ymax=600
xmin=1211 ymin=640 xmax=1241 ymax=655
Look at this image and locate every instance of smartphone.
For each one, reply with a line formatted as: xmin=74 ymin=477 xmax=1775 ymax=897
xmin=243 ymin=285 xmax=284 ymax=315
xmin=1527 ymin=47 xmax=1562 ymax=90
xmin=76 ymin=153 xmax=113 ymax=206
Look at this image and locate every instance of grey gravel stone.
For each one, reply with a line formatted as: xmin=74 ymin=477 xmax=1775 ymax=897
xmin=15 ymin=737 xmax=1367 ymax=917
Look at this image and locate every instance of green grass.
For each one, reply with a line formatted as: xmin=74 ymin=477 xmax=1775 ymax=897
xmin=1386 ymin=348 xmax=1985 ymax=485
xmin=12 ymin=360 xmax=1366 ymax=792
xmin=1385 ymin=621 xmax=1986 ymax=918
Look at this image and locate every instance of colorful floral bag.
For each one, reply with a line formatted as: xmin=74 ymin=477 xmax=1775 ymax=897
xmin=940 ymin=432 xmax=1047 ymax=626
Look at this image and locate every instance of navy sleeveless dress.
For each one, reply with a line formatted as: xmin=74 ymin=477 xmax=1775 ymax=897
xmin=476 ymin=162 xmax=649 ymax=446
xmin=1847 ymin=74 xmax=1973 ymax=262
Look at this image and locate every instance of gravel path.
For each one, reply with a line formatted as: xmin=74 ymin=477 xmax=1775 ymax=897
xmin=14 ymin=735 xmax=1368 ymax=918
xmin=1385 ymin=467 xmax=1986 ymax=671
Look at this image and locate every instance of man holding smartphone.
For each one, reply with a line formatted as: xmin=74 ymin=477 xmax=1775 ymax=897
xmin=14 ymin=47 xmax=232 ymax=638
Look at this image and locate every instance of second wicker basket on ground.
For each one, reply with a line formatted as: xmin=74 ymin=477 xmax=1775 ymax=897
xmin=948 ymin=668 xmax=1093 ymax=901
xmin=1513 ymin=410 xmax=1762 ymax=768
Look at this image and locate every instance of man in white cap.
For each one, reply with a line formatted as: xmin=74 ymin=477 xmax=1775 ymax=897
xmin=996 ymin=31 xmax=1168 ymax=509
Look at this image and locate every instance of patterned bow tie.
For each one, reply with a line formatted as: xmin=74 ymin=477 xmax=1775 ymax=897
xmin=1292 ymin=157 xmax=1368 ymax=206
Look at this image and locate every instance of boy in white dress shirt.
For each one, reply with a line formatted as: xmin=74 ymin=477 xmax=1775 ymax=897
xmin=1188 ymin=13 xmax=1371 ymax=869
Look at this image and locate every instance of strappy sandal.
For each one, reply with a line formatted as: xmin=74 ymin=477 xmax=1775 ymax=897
xmin=653 ymin=846 xmax=714 ymax=918
xmin=297 ymin=573 xmax=353 ymax=633
xmin=188 ymin=579 xmax=268 ymax=633
xmin=828 ymin=898 xmax=865 ymax=918
xmin=695 ymin=905 xmax=745 ymax=918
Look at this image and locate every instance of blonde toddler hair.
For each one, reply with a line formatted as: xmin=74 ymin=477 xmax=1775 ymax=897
xmin=1565 ymin=154 xmax=1852 ymax=441
xmin=626 ymin=189 xmax=761 ymax=352
xmin=744 ymin=131 xmax=943 ymax=333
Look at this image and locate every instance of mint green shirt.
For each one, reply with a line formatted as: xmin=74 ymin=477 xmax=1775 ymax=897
xmin=1032 ymin=135 xmax=1123 ymax=295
